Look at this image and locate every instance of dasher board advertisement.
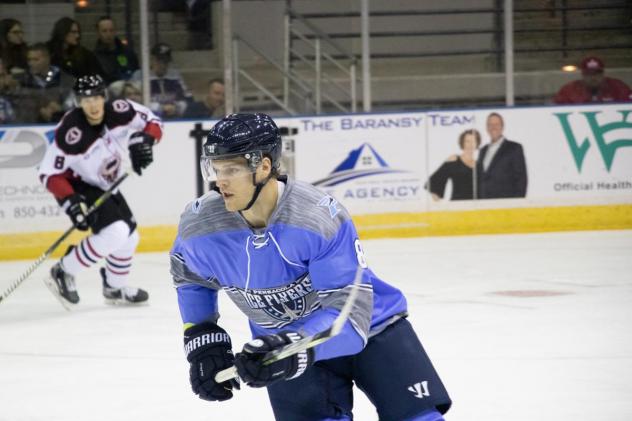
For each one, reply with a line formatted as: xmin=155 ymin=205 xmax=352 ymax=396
xmin=0 ymin=121 xmax=198 ymax=234
xmin=422 ymin=105 xmax=632 ymax=207
xmin=285 ymin=114 xmax=427 ymax=215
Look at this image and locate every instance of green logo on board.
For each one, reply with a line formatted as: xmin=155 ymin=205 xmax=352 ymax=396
xmin=554 ymin=110 xmax=632 ymax=172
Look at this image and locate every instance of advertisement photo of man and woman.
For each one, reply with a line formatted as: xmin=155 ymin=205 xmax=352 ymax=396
xmin=426 ymin=112 xmax=528 ymax=201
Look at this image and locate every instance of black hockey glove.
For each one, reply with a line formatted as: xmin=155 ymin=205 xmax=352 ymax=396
xmin=234 ymin=331 xmax=314 ymax=388
xmin=184 ymin=322 xmax=239 ymax=401
xmin=128 ymin=132 xmax=155 ymax=175
xmin=61 ymin=194 xmax=93 ymax=231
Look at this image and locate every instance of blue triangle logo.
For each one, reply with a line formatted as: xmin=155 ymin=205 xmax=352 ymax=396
xmin=333 ymin=143 xmax=389 ymax=172
xmin=313 ymin=142 xmax=404 ymax=187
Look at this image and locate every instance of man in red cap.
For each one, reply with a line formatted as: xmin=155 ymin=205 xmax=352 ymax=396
xmin=553 ymin=56 xmax=632 ymax=104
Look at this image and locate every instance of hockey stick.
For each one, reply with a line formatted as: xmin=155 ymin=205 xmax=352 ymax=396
xmin=215 ymin=265 xmax=364 ymax=384
xmin=0 ymin=170 xmax=131 ymax=304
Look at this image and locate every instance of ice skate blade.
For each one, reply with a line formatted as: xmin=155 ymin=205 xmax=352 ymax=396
xmin=104 ymin=297 xmax=149 ymax=306
xmin=43 ymin=277 xmax=76 ymax=311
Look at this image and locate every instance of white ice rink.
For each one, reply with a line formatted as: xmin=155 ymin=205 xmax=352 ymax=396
xmin=1 ymin=230 xmax=631 ymax=421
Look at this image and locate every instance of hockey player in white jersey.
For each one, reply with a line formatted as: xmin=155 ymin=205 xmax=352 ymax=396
xmin=39 ymin=74 xmax=163 ymax=306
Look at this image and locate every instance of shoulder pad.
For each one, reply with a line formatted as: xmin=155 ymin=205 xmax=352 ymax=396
xmin=185 ymin=190 xmax=222 ymax=216
xmin=54 ymin=109 xmax=99 ymax=155
xmin=177 ymin=191 xmax=238 ymax=241
xmin=276 ymin=180 xmax=351 ymax=240
xmin=105 ymin=99 xmax=136 ymax=127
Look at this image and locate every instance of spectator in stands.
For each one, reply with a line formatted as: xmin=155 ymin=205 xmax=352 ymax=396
xmin=16 ymin=43 xmax=73 ymax=123
xmin=122 ymin=80 xmax=143 ymax=103
xmin=0 ymin=59 xmax=16 ymax=124
xmin=553 ymin=56 xmax=632 ymax=104
xmin=186 ymin=0 xmax=213 ymax=49
xmin=0 ymin=92 xmax=15 ymax=124
xmin=185 ymin=78 xmax=225 ymax=119
xmin=131 ymin=42 xmax=191 ymax=119
xmin=21 ymin=44 xmax=72 ymax=90
xmin=476 ymin=112 xmax=528 ymax=199
xmin=0 ymin=57 xmax=19 ymax=98
xmin=93 ymin=16 xmax=139 ymax=84
xmin=0 ymin=18 xmax=28 ymax=77
xmin=47 ymin=17 xmax=104 ymax=79
xmin=427 ymin=129 xmax=481 ymax=201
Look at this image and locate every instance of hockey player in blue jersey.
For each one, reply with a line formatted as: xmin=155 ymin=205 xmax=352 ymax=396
xmin=170 ymin=113 xmax=451 ymax=421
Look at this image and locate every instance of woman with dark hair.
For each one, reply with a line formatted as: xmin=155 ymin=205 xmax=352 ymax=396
xmin=46 ymin=17 xmax=104 ymax=78
xmin=427 ymin=128 xmax=482 ymax=201
xmin=0 ymin=18 xmax=28 ymax=76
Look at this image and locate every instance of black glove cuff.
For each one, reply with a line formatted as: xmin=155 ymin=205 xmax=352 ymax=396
xmin=129 ymin=132 xmax=156 ymax=146
xmin=279 ymin=331 xmax=313 ymax=380
xmin=61 ymin=193 xmax=85 ymax=211
xmin=237 ymin=331 xmax=314 ymax=386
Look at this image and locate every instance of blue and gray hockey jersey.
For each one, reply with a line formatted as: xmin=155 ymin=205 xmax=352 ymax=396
xmin=170 ymin=178 xmax=408 ymax=361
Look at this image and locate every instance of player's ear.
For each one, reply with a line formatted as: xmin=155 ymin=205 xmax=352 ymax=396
xmin=260 ymin=156 xmax=272 ymax=177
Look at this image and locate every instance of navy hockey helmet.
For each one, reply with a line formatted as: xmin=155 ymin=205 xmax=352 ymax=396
xmin=201 ymin=113 xmax=283 ymax=211
xmin=73 ymin=74 xmax=106 ymax=98
xmin=202 ymin=113 xmax=282 ymax=176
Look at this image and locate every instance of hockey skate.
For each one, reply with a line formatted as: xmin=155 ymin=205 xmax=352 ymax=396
xmin=44 ymin=262 xmax=80 ymax=310
xmin=100 ymin=268 xmax=149 ymax=305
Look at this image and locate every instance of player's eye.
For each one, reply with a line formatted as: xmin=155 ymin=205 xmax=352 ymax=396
xmin=214 ymin=166 xmax=240 ymax=178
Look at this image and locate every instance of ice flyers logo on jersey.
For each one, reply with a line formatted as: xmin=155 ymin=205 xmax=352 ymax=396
xmin=223 ymin=273 xmax=319 ymax=329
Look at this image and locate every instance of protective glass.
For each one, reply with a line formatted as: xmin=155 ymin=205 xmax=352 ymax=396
xmin=200 ymin=152 xmax=260 ymax=182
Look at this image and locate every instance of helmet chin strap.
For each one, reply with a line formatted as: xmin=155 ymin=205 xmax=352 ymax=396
xmin=240 ymin=172 xmax=274 ymax=212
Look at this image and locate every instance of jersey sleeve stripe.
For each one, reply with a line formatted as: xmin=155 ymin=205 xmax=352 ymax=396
xmin=143 ymin=121 xmax=163 ymax=142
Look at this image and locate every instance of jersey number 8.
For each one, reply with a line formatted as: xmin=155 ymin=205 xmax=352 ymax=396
xmin=54 ymin=156 xmax=65 ymax=169
xmin=354 ymin=239 xmax=368 ymax=268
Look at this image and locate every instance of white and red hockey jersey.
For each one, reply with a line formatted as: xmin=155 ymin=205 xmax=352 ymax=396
xmin=38 ymin=99 xmax=163 ymax=201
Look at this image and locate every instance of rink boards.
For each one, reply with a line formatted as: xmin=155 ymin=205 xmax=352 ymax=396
xmin=1 ymin=103 xmax=631 ymax=259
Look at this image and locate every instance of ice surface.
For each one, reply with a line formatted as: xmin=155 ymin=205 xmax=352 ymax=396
xmin=1 ymin=230 xmax=631 ymax=420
